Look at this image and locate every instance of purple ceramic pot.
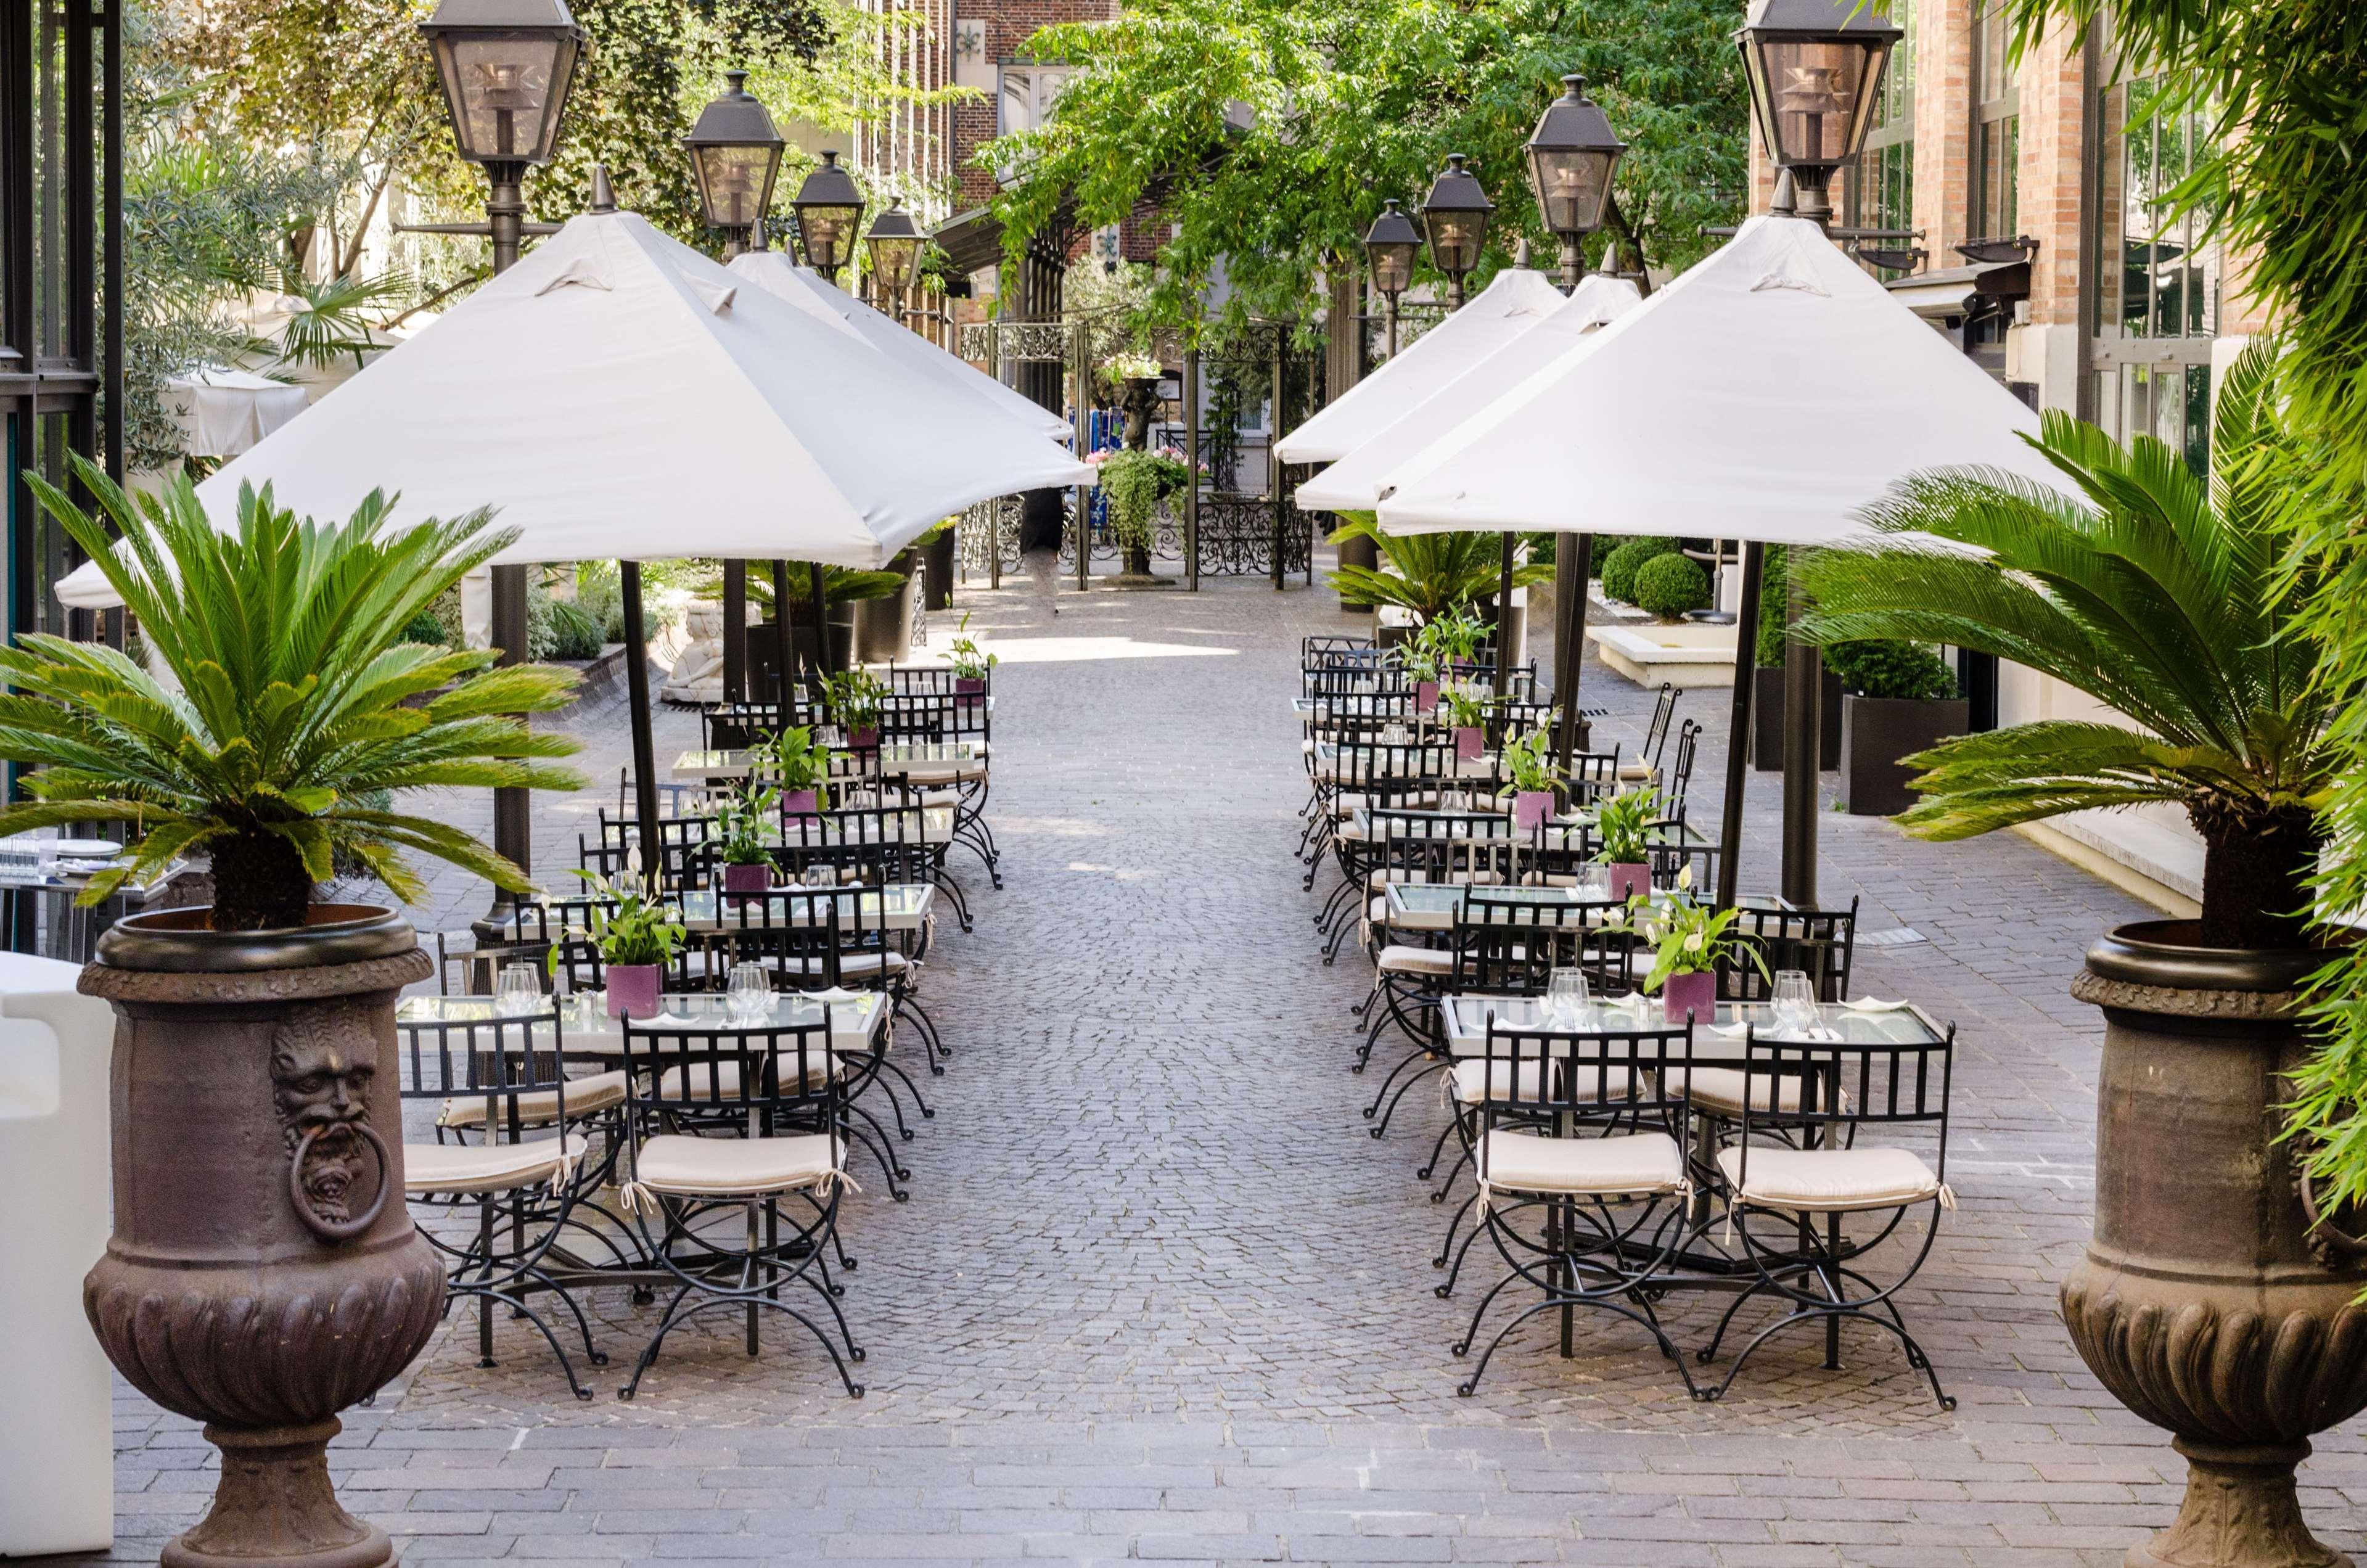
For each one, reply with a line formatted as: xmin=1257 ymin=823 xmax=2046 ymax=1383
xmin=1608 ymin=861 xmax=1652 ymax=902
xmin=605 ymin=964 xmax=662 ymax=1019
xmin=721 ymin=863 xmax=771 ymax=895
xmin=1513 ymin=790 xmax=1553 ymax=829
xmin=1454 ymin=726 xmax=1484 ymax=762
xmin=1415 ymin=680 xmax=1440 ymax=715
xmin=850 ymin=727 xmax=880 ymax=752
xmin=954 ymin=676 xmax=986 ymax=696
xmin=781 ymin=789 xmax=820 ymax=817
xmin=1662 ymin=969 xmax=1717 ymax=1026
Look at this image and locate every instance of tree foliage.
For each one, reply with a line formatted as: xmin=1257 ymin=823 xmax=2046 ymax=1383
xmin=985 ymin=0 xmax=1747 ymax=337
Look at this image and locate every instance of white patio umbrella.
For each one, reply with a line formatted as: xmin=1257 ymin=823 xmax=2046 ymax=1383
xmin=163 ymin=366 xmax=311 ymax=459
xmin=726 ymin=248 xmax=1074 ymax=443
xmin=1273 ymin=267 xmax=1568 ymax=466
xmin=1370 ymin=213 xmax=2072 ymax=905
xmin=58 ymin=205 xmax=1093 ymax=882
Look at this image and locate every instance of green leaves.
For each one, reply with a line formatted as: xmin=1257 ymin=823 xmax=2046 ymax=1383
xmin=1326 ymin=512 xmax=1549 ymax=623
xmin=2 ymin=456 xmax=586 ymax=921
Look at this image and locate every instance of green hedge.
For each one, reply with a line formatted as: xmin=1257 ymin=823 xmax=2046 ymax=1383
xmin=1599 ymin=536 xmax=1678 ymax=602
xmin=1825 ymin=639 xmax=1959 ymax=700
xmin=1631 ymin=551 xmax=1711 ymax=619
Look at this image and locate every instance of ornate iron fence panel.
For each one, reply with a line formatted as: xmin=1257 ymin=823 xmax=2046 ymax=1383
xmin=959 ymin=320 xmax=1075 ymax=363
xmin=1192 ymin=491 xmax=1316 ymax=578
xmin=958 ymin=495 xmax=1024 ymax=583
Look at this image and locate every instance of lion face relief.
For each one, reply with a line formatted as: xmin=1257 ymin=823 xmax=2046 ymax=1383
xmin=271 ymin=1008 xmax=380 ymax=1229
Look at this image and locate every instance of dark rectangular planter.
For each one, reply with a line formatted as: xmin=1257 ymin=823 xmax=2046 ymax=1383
xmin=1842 ymin=693 xmax=1971 ymax=816
xmin=921 ymin=530 xmax=956 ymax=610
xmin=749 ymin=613 xmax=853 ymax=695
xmin=1336 ymin=532 xmax=1377 ymax=614
xmin=1751 ymin=666 xmax=1842 ymax=773
xmin=852 ymin=551 xmax=917 ymax=664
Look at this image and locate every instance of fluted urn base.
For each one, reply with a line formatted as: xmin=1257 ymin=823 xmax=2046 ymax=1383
xmin=2127 ymin=1440 xmax=2347 ymax=1568
xmin=161 ymin=1420 xmax=392 ymax=1568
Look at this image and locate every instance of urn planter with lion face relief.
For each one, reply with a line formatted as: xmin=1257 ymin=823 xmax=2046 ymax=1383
xmin=81 ymin=905 xmax=443 ymax=1568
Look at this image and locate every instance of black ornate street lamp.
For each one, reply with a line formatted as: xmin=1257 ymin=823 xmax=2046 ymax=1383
xmin=1417 ymin=154 xmax=1493 ymax=308
xmin=789 ymin=150 xmax=865 ymax=282
xmin=1362 ymin=198 xmax=1421 ymax=358
xmin=684 ymin=70 xmax=784 ymax=260
xmin=420 ymin=0 xmax=581 ymax=938
xmin=1525 ymin=75 xmax=1626 ymax=293
xmin=1736 ymin=0 xmax=1901 ymax=232
xmin=864 ymin=200 xmax=924 ymax=322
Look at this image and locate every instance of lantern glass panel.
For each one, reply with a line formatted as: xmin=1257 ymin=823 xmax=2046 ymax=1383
xmin=1369 ymin=242 xmax=1416 ymax=295
xmin=1527 ymin=147 xmax=1616 ymax=239
xmin=1425 ymin=211 xmax=1485 ymax=278
xmin=433 ymin=31 xmax=576 ymax=165
xmin=799 ymin=204 xmax=861 ymax=271
xmin=1752 ymin=35 xmax=1890 ymax=166
xmin=868 ymin=234 xmax=922 ymax=292
xmin=692 ymin=144 xmax=777 ymax=231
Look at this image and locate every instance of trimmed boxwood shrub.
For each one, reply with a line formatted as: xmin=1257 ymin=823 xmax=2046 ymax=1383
xmin=1631 ymin=551 xmax=1712 ymax=619
xmin=1599 ymin=535 xmax=1679 ymax=602
xmin=1825 ymin=638 xmax=1958 ymax=700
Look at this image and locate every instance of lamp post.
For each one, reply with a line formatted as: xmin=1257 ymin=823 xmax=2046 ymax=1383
xmin=421 ymin=0 xmax=581 ymax=939
xmin=789 ymin=149 xmax=864 ymax=283
xmin=1736 ymin=0 xmax=1898 ymax=908
xmin=1525 ymin=75 xmax=1626 ymax=292
xmin=864 ymin=200 xmax=924 ymax=324
xmin=1417 ymin=153 xmax=1493 ymax=308
xmin=684 ymin=69 xmax=784 ymax=260
xmin=1362 ymin=198 xmax=1419 ymax=358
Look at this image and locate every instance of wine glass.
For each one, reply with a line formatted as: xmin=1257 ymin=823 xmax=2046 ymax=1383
xmin=1575 ymin=861 xmax=1610 ymax=902
xmin=1771 ymin=970 xmax=1818 ymax=1036
xmin=495 ymin=962 xmax=541 ymax=1016
xmin=1546 ymin=967 xmax=1591 ymax=1029
xmin=728 ymin=962 xmax=771 ymax=1024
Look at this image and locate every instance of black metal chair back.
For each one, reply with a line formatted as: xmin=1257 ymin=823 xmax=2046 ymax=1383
xmin=620 ymin=1017 xmax=838 ymax=1140
xmin=726 ymin=886 xmax=890 ymax=991
xmin=1641 ymin=683 xmax=1678 ymax=773
xmin=1729 ymin=1022 xmax=1956 ymax=1185
xmin=1724 ymin=897 xmax=1860 ymax=1002
xmin=1451 ymin=892 xmax=1638 ymax=996
xmin=705 ymin=702 xmax=784 ymax=752
xmin=1474 ymin=1019 xmax=1694 ymax=1135
xmin=1663 ymin=720 xmax=1702 ymax=823
xmin=776 ymin=804 xmax=934 ymax=886
xmin=397 ymin=1006 xmax=570 ymax=1145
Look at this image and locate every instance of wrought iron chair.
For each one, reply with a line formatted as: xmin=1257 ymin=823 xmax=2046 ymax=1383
xmin=1618 ymin=684 xmax=1680 ymax=785
xmin=1667 ymin=898 xmax=1863 ymax=1124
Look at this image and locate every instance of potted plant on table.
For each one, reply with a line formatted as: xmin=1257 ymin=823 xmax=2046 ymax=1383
xmin=0 ymin=459 xmax=583 ymax=1568
xmin=1638 ymin=876 xmax=1765 ymax=1025
xmin=711 ymin=781 xmax=780 ymax=894
xmin=823 ymin=667 xmax=889 ymax=752
xmin=1496 ymin=728 xmax=1565 ymax=830
xmin=1441 ymin=686 xmax=1491 ymax=763
xmin=1593 ymin=783 xmax=1661 ymax=903
xmin=756 ymin=724 xmax=831 ymax=817
xmin=1798 ymin=344 xmax=2360 ymax=1567
xmin=949 ymin=610 xmax=996 ymax=704
xmin=1824 ymin=639 xmax=1967 ymax=816
xmin=564 ymin=871 xmax=687 ymax=1018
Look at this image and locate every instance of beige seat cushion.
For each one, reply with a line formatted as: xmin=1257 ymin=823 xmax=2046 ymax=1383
xmin=1668 ymin=1066 xmax=1848 ymax=1117
xmin=766 ymin=950 xmax=908 ymax=981
xmin=633 ymin=1132 xmax=840 ymax=1197
xmin=1615 ymin=762 xmax=1654 ymax=783
xmin=1450 ymin=1059 xmax=1647 ymax=1106
xmin=1377 ymin=944 xmax=1453 ymax=977
xmin=1478 ymin=1129 xmax=1684 ymax=1198
xmin=1717 ymin=1144 xmax=1941 ymax=1213
xmin=404 ymin=1133 xmax=586 ymax=1196
xmin=655 ymin=1056 xmax=831 ymax=1101
xmin=438 ymin=1070 xmax=627 ymax=1130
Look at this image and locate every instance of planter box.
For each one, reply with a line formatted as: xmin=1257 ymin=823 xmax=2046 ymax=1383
xmin=1335 ymin=532 xmax=1377 ymax=614
xmin=1751 ymin=666 xmax=1844 ymax=773
xmin=921 ymin=530 xmax=956 ymax=610
xmin=1587 ymin=623 xmax=1736 ymax=690
xmin=851 ymin=552 xmax=917 ymax=664
xmin=1841 ymin=693 xmax=1969 ymax=816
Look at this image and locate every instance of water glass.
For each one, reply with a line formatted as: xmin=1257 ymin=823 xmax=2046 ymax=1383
xmin=1545 ymin=967 xmax=1591 ymax=1028
xmin=727 ymin=962 xmax=772 ymax=1024
xmin=1771 ymin=970 xmax=1818 ymax=1036
xmin=1575 ymin=861 xmax=1610 ymax=901
xmin=495 ymin=962 xmax=541 ymax=1016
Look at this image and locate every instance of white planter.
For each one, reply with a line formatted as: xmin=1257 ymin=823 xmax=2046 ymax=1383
xmin=1586 ymin=623 xmax=1738 ymax=690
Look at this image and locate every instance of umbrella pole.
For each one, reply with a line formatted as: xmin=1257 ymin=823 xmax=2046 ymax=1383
xmin=1781 ymin=565 xmax=1820 ymax=907
xmin=722 ymin=560 xmax=745 ymax=703
xmin=620 ymin=561 xmax=663 ymax=884
xmin=808 ymin=562 xmax=830 ymax=677
xmin=1714 ymin=543 xmax=1765 ymax=911
xmin=1491 ymin=532 xmax=1515 ymax=700
xmin=1552 ymin=536 xmax=1593 ymax=785
xmin=771 ymin=560 xmax=794 ymax=708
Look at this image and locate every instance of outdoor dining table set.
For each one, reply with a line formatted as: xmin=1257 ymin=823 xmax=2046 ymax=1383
xmin=397 ymin=665 xmax=1006 ymax=1402
xmin=1292 ymin=634 xmax=1963 ymax=1410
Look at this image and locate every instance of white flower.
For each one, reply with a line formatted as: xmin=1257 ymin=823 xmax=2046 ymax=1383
xmin=1676 ymin=863 xmax=1694 ymax=890
xmin=1683 ymin=932 xmax=1705 ymax=953
xmin=1602 ymin=907 xmax=1624 ymax=927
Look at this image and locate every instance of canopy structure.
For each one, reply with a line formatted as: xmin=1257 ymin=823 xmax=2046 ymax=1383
xmin=1295 ymin=275 xmax=1639 ymax=513
xmin=726 ymin=248 xmax=1075 ymax=445
xmin=1364 ymin=214 xmax=2075 ymax=911
xmin=1372 ymin=215 xmax=2062 ymax=537
xmin=1273 ymin=268 xmax=1568 ymax=466
xmin=59 ymin=207 xmax=1093 ymax=609
xmin=164 ymin=366 xmax=310 ymax=459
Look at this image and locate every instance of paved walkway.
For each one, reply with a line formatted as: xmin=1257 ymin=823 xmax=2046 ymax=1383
xmin=72 ymin=557 xmax=2367 ymax=1565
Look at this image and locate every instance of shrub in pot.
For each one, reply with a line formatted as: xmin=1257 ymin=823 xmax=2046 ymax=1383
xmin=755 ymin=724 xmax=831 ymax=816
xmin=949 ymin=610 xmax=996 ymax=702
xmin=711 ymin=781 xmax=780 ymax=893
xmin=1496 ymin=726 xmax=1564 ymax=830
xmin=1630 ymin=551 xmax=1711 ymax=621
xmin=823 ymin=666 xmax=889 ymax=752
xmin=1099 ymin=446 xmax=1191 ymax=578
xmin=1326 ymin=511 xmax=1549 ymax=625
xmin=560 ymin=872 xmax=687 ymax=1017
xmin=1636 ymin=872 xmax=1763 ymax=1025
xmin=1598 ymin=535 xmax=1678 ymax=604
xmin=2 ymin=458 xmax=584 ymax=1568
xmin=1824 ymin=639 xmax=1966 ymax=816
xmin=1442 ymin=687 xmax=1490 ymax=763
xmin=1593 ymin=783 xmax=1661 ymax=903
xmin=1799 ymin=345 xmax=2359 ymax=1567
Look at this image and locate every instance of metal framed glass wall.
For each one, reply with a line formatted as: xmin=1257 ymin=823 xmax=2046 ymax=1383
xmin=1847 ymin=0 xmax=1915 ymax=239
xmin=1971 ymin=0 xmax=2019 ymax=240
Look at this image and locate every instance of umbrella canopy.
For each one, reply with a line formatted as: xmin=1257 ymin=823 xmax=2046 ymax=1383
xmin=59 ymin=208 xmax=1093 ymax=607
xmin=164 ymin=366 xmax=311 ymax=459
xmin=726 ymin=248 xmax=1075 ymax=445
xmin=1374 ymin=215 xmax=2065 ymax=543
xmin=1296 ymin=274 xmax=1639 ymax=512
xmin=1272 ymin=267 xmax=1569 ymax=466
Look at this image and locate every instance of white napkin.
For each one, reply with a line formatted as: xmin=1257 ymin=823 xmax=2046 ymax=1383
xmin=802 ymin=987 xmax=864 ymax=1007
xmin=1843 ymin=996 xmax=1910 ymax=1012
xmin=1707 ymin=1020 xmax=1752 ymax=1039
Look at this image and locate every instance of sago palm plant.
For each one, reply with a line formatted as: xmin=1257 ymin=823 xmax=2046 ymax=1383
xmin=1795 ymin=341 xmax=2336 ymax=950
xmin=1326 ymin=511 xmax=1550 ymax=625
xmin=0 ymin=454 xmax=586 ymax=930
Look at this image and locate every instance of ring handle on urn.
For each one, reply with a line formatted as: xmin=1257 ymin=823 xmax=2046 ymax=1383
xmin=287 ymin=1120 xmax=392 ymax=1243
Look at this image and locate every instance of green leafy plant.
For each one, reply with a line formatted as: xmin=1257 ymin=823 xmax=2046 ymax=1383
xmin=1441 ymin=686 xmax=1491 ymax=731
xmin=1417 ymin=604 xmax=1488 ymax=670
xmin=1496 ymin=728 xmax=1565 ymax=797
xmin=1795 ymin=342 xmax=2334 ymax=950
xmin=559 ymin=869 xmax=685 ymax=970
xmin=1823 ymin=639 xmax=1958 ymax=701
xmin=1593 ymin=784 xmax=1662 ymax=866
xmin=948 ymin=610 xmax=996 ymax=681
xmin=1099 ymin=448 xmax=1190 ymax=549
xmin=0 ymin=455 xmax=585 ymax=930
xmin=545 ymin=596 xmax=607 ymax=661
xmin=1599 ymin=536 xmax=1678 ymax=604
xmin=400 ymin=607 xmax=451 ymax=648
xmin=710 ymin=781 xmax=780 ymax=869
xmin=1326 ymin=511 xmax=1548 ymax=625
xmin=822 ymin=667 xmax=888 ymax=733
xmin=1756 ymin=544 xmax=1792 ymax=667
xmin=1638 ymin=885 xmax=1770 ymax=992
xmin=1631 ymin=551 xmax=1710 ymax=620
xmin=752 ymin=725 xmax=831 ymax=805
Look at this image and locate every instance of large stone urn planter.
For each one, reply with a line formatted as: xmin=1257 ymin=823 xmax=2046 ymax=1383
xmin=2064 ymin=922 xmax=2367 ymax=1568
xmin=81 ymin=905 xmax=443 ymax=1568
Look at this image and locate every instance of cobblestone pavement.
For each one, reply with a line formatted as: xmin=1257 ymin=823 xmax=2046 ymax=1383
xmin=72 ymin=555 xmax=2367 ymax=1566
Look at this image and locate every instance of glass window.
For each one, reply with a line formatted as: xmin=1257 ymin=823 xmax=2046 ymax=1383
xmin=1971 ymin=2 xmax=2019 ymax=239
xmin=997 ymin=65 xmax=1075 ymax=138
xmin=2098 ymin=75 xmax=2218 ymax=340
xmin=2094 ymin=363 xmax=2212 ymax=475
xmin=1847 ymin=0 xmax=1913 ymax=257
